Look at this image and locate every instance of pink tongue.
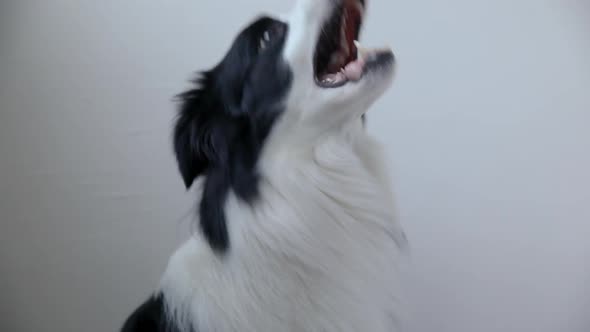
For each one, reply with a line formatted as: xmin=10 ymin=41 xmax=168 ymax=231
xmin=320 ymin=58 xmax=366 ymax=84
xmin=342 ymin=58 xmax=365 ymax=81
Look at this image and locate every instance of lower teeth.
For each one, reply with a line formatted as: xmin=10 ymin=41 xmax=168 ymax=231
xmin=321 ymin=72 xmax=347 ymax=85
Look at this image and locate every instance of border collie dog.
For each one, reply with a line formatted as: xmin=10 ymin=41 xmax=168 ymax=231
xmin=122 ymin=0 xmax=407 ymax=331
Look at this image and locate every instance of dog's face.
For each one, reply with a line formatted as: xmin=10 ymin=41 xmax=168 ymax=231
xmin=174 ymin=0 xmax=395 ymax=252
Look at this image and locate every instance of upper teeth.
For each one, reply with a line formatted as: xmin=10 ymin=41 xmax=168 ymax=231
xmin=354 ymin=40 xmax=361 ymax=59
xmin=354 ymin=40 xmax=370 ymax=59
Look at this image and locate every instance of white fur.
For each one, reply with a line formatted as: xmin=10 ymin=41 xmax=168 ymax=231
xmin=160 ymin=0 xmax=406 ymax=331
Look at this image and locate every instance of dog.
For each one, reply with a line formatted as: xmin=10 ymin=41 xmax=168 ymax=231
xmin=122 ymin=0 xmax=406 ymax=331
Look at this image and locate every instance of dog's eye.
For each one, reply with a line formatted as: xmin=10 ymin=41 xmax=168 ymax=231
xmin=259 ymin=30 xmax=272 ymax=50
xmin=258 ymin=23 xmax=286 ymax=51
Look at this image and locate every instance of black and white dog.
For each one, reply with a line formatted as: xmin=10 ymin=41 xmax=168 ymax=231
xmin=122 ymin=0 xmax=406 ymax=331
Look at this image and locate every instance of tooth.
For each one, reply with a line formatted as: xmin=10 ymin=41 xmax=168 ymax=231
xmin=354 ymin=40 xmax=369 ymax=59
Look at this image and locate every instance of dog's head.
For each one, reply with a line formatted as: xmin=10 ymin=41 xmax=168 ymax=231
xmin=174 ymin=0 xmax=395 ymax=252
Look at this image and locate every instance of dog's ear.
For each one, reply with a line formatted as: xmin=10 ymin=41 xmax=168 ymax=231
xmin=173 ymin=110 xmax=206 ymax=189
xmin=173 ymin=74 xmax=236 ymax=252
xmin=173 ymin=74 xmax=229 ymax=189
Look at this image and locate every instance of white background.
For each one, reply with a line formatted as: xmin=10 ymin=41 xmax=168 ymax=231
xmin=1 ymin=1 xmax=589 ymax=331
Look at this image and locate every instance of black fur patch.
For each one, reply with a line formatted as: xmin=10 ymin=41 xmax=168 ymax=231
xmin=173 ymin=17 xmax=292 ymax=253
xmin=121 ymin=294 xmax=182 ymax=332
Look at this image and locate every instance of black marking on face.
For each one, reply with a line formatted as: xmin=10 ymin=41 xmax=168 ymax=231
xmin=173 ymin=17 xmax=292 ymax=253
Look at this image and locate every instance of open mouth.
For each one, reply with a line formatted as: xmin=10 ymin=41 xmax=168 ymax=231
xmin=313 ymin=0 xmax=367 ymax=88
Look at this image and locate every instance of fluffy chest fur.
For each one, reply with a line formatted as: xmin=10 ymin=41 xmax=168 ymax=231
xmin=160 ymin=130 xmax=407 ymax=332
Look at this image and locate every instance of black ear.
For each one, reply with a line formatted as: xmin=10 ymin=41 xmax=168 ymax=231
xmin=173 ymin=111 xmax=206 ymax=189
xmin=173 ymin=74 xmax=235 ymax=253
xmin=173 ymin=74 xmax=224 ymax=189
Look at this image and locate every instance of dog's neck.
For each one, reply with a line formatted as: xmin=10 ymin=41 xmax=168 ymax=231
xmin=161 ymin=119 xmax=406 ymax=332
xmin=259 ymin=116 xmax=367 ymax=172
xmin=228 ymin=118 xmax=404 ymax=255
